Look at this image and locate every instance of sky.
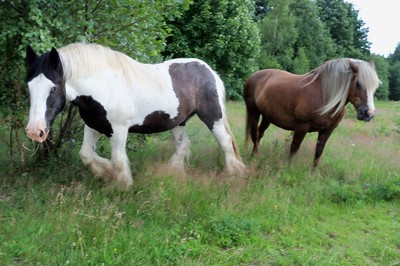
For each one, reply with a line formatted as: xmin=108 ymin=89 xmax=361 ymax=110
xmin=346 ymin=0 xmax=399 ymax=56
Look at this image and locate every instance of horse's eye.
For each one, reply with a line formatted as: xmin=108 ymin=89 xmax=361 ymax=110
xmin=356 ymin=81 xmax=361 ymax=89
xmin=50 ymin=87 xmax=56 ymax=93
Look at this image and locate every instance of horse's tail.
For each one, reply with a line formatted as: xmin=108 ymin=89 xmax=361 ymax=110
xmin=223 ymin=115 xmax=243 ymax=162
xmin=243 ymin=77 xmax=257 ymax=149
xmin=244 ymin=106 xmax=251 ymax=149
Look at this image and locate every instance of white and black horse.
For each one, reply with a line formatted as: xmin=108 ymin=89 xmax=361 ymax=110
xmin=26 ymin=43 xmax=246 ymax=189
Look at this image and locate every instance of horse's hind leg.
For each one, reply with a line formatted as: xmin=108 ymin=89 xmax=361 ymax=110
xmin=79 ymin=125 xmax=114 ymax=180
xmin=209 ymin=118 xmax=246 ymax=175
xmin=169 ymin=126 xmax=191 ymax=173
xmin=245 ymin=104 xmax=261 ymax=155
xmin=256 ymin=116 xmax=270 ymax=154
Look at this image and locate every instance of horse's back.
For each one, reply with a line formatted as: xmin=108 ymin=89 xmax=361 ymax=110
xmin=244 ymin=69 xmax=297 ymax=104
xmin=244 ymin=69 xmax=310 ymax=129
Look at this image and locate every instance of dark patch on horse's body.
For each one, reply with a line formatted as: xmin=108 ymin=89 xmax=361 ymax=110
xmin=129 ymin=111 xmax=196 ymax=134
xmin=129 ymin=111 xmax=173 ymax=133
xmin=71 ymin=96 xmax=113 ymax=137
xmin=128 ymin=61 xmax=222 ymax=134
xmin=168 ymin=61 xmax=222 ymax=130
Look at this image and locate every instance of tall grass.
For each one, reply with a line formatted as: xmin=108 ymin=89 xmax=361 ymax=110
xmin=1 ymin=101 xmax=399 ymax=265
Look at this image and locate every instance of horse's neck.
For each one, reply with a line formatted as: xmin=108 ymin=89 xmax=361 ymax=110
xmin=63 ymin=62 xmax=167 ymax=103
xmin=65 ymin=81 xmax=80 ymax=101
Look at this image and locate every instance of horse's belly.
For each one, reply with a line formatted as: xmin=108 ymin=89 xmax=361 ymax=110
xmin=128 ymin=110 xmax=189 ymax=134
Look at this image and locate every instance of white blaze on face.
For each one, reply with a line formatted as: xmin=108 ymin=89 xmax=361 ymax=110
xmin=26 ymin=73 xmax=55 ymax=142
xmin=367 ymin=89 xmax=376 ymax=117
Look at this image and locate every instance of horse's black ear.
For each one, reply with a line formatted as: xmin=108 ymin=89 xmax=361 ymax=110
xmin=49 ymin=47 xmax=61 ymax=70
xmin=26 ymin=45 xmax=37 ymax=66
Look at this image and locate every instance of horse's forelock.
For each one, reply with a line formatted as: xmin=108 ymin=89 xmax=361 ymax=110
xmin=356 ymin=60 xmax=381 ymax=94
xmin=311 ymin=59 xmax=380 ymax=117
xmin=308 ymin=58 xmax=361 ymax=117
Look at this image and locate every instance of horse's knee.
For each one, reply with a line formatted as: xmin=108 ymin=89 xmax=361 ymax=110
xmin=79 ymin=149 xmax=93 ymax=166
xmin=181 ymin=138 xmax=191 ymax=153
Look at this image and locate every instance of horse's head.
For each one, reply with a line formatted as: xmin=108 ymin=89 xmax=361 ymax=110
xmin=25 ymin=46 xmax=66 ymax=143
xmin=347 ymin=60 xmax=379 ymax=122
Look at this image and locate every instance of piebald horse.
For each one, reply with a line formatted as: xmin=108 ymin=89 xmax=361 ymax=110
xmin=244 ymin=58 xmax=380 ymax=166
xmin=25 ymin=43 xmax=246 ymax=189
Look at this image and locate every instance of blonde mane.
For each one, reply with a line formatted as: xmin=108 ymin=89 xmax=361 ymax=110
xmin=58 ymin=43 xmax=142 ymax=87
xmin=303 ymin=58 xmax=380 ymax=116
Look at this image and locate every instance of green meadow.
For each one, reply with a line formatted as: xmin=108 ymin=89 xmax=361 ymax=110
xmin=1 ymin=101 xmax=399 ymax=265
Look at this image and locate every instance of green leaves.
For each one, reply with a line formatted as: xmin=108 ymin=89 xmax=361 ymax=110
xmin=164 ymin=0 xmax=260 ymax=100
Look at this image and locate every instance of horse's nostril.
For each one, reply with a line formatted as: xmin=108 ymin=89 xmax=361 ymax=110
xmin=39 ymin=130 xmax=44 ymax=138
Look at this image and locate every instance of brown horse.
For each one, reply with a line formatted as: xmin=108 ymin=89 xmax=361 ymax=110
xmin=244 ymin=58 xmax=380 ymax=167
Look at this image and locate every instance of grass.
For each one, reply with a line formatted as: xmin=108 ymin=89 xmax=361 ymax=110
xmin=1 ymin=101 xmax=400 ymax=265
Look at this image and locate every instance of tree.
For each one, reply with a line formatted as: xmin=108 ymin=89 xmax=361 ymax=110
xmin=316 ymin=0 xmax=370 ymax=58
xmin=0 ymin=0 xmax=190 ymax=160
xmin=253 ymin=0 xmax=272 ymax=22
xmin=349 ymin=5 xmax=371 ymax=56
xmin=289 ymin=0 xmax=335 ymax=69
xmin=389 ymin=62 xmax=400 ymax=100
xmin=257 ymin=0 xmax=297 ymax=71
xmin=164 ymin=0 xmax=260 ymax=100
xmin=388 ymin=43 xmax=400 ymax=100
xmin=369 ymin=54 xmax=389 ymax=100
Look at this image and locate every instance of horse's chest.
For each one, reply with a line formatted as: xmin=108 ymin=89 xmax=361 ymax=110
xmin=71 ymin=95 xmax=114 ymax=137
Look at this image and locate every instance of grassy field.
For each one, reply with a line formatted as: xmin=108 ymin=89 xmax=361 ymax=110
xmin=1 ymin=101 xmax=399 ymax=265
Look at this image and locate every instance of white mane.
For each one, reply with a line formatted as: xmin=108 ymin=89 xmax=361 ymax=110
xmin=303 ymin=58 xmax=380 ymax=116
xmin=58 ymin=43 xmax=143 ymax=87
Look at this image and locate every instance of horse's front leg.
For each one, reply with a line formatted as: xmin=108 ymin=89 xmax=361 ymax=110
xmin=79 ymin=125 xmax=114 ymax=181
xmin=314 ymin=128 xmax=335 ymax=167
xmin=110 ymin=125 xmax=133 ymax=189
xmin=289 ymin=126 xmax=308 ymax=163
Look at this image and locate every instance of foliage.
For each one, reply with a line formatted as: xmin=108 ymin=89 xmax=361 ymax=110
xmin=388 ymin=43 xmax=400 ymax=100
xmin=0 ymin=0 xmax=191 ymax=158
xmin=163 ymin=0 xmax=260 ymax=99
xmin=0 ymin=0 xmax=191 ymax=104
xmin=369 ymin=54 xmax=389 ymax=100
xmin=289 ymin=0 xmax=336 ymax=69
xmin=257 ymin=0 xmax=297 ymax=71
xmin=256 ymin=0 xmax=369 ymax=73
xmin=316 ymin=0 xmax=370 ymax=58
xmin=388 ymin=62 xmax=400 ymax=100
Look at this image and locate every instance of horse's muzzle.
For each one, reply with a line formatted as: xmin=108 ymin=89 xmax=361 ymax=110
xmin=357 ymin=106 xmax=373 ymax=122
xmin=26 ymin=126 xmax=49 ymax=143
